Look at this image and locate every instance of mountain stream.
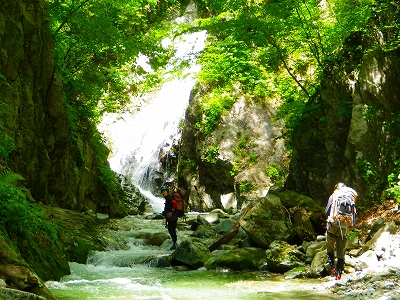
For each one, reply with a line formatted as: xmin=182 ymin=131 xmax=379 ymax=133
xmin=47 ymin=215 xmax=336 ymax=300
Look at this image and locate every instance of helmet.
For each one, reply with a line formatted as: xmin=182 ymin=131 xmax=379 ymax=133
xmin=160 ymin=185 xmax=169 ymax=192
xmin=335 ymin=182 xmax=345 ymax=190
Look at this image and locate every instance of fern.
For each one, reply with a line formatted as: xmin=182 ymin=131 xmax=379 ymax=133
xmin=0 ymin=125 xmax=16 ymax=160
xmin=0 ymin=170 xmax=59 ymax=260
xmin=0 ymin=170 xmax=25 ymax=186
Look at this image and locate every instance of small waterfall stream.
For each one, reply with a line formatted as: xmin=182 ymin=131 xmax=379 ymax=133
xmin=47 ymin=216 xmax=336 ymax=300
xmin=99 ymin=29 xmax=207 ymax=213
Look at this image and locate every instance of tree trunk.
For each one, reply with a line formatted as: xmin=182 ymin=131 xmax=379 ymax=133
xmin=208 ymin=206 xmax=252 ymax=252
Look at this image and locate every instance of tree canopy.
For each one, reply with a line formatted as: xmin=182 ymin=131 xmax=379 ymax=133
xmin=48 ymin=0 xmax=187 ymax=122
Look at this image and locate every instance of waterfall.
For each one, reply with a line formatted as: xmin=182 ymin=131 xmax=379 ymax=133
xmin=99 ymin=23 xmax=206 ymax=213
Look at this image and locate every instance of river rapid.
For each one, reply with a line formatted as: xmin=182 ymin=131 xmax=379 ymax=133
xmin=46 ymin=215 xmax=336 ymax=300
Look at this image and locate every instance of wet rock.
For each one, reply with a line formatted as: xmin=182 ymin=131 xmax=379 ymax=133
xmin=135 ymin=232 xmax=169 ymax=246
xmin=265 ymin=240 xmax=306 ymax=273
xmin=171 ymin=239 xmax=211 ymax=269
xmin=305 ymin=241 xmax=326 ymax=259
xmin=0 ymin=287 xmax=47 ymax=300
xmin=149 ymin=255 xmax=172 ymax=268
xmin=191 ymin=224 xmax=218 ymax=238
xmin=213 ymin=219 xmax=236 ymax=234
xmin=205 ymin=247 xmax=267 ymax=271
xmin=239 ymin=194 xmax=294 ymax=248
xmin=363 ymin=217 xmax=386 ymax=243
xmin=310 ymin=250 xmax=328 ymax=277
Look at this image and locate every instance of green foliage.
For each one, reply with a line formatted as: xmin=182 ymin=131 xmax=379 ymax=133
xmin=362 ymin=0 xmax=400 ymax=51
xmin=355 ymin=159 xmax=376 ymax=181
xmin=237 ymin=134 xmax=250 ymax=149
xmin=265 ymin=164 xmax=289 ymax=187
xmin=363 ymin=105 xmax=378 ymax=121
xmin=230 ymin=161 xmax=239 ymax=176
xmin=347 ymin=230 xmax=359 ymax=241
xmin=239 ymin=181 xmax=255 ymax=193
xmin=204 ymin=146 xmax=219 ymax=164
xmin=195 ymin=89 xmax=235 ymax=135
xmin=91 ymin=131 xmax=121 ymax=195
xmin=48 ymin=0 xmax=185 ymax=126
xmin=179 ymin=158 xmax=196 ymax=171
xmin=0 ymin=170 xmax=60 ymax=264
xmin=386 ymin=161 xmax=400 ymax=203
xmin=0 ymin=125 xmax=16 ymax=160
xmin=192 ymin=0 xmax=392 ymax=142
xmin=248 ymin=153 xmax=258 ymax=165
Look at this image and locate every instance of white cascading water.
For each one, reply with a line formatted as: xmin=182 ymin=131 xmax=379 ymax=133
xmin=99 ymin=29 xmax=206 ymax=213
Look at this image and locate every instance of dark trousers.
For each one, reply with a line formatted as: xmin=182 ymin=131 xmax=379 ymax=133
xmin=326 ymin=223 xmax=349 ymax=260
xmin=167 ymin=219 xmax=177 ymax=243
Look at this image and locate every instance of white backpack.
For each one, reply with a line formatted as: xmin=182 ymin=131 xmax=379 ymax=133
xmin=329 ymin=187 xmax=358 ymax=227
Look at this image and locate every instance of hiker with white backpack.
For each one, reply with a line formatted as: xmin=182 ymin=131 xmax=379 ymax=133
xmin=325 ymin=182 xmax=358 ymax=280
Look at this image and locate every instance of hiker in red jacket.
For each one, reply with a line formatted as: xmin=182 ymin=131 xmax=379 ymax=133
xmin=161 ymin=185 xmax=178 ymax=250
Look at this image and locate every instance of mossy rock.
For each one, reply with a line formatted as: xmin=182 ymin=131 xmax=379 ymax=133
xmin=273 ymin=190 xmax=326 ymax=229
xmin=205 ymin=247 xmax=267 ymax=271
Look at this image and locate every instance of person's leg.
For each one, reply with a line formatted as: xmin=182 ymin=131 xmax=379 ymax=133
xmin=335 ymin=235 xmax=348 ymax=280
xmin=167 ymin=220 xmax=177 ymax=249
xmin=326 ymin=232 xmax=336 ymax=274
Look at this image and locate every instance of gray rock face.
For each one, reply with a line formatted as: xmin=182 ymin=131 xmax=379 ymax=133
xmin=179 ymin=88 xmax=287 ymax=211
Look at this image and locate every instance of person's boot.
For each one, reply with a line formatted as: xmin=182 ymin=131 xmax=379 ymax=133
xmin=335 ymin=258 xmax=345 ymax=280
xmin=170 ymin=242 xmax=177 ymax=250
xmin=327 ymin=252 xmax=336 ymax=275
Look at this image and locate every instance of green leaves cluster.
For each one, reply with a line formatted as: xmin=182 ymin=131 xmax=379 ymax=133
xmin=193 ymin=0 xmax=383 ymax=137
xmin=386 ymin=161 xmax=400 ymax=203
xmin=48 ymin=0 xmax=185 ymax=124
xmin=0 ymin=170 xmax=59 ymax=259
xmin=204 ymin=146 xmax=219 ymax=164
xmin=195 ymin=88 xmax=235 ymax=134
xmin=0 ymin=125 xmax=16 ymax=160
xmin=239 ymin=181 xmax=256 ymax=193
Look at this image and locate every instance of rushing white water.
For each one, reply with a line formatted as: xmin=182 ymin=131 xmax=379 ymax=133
xmin=99 ymin=30 xmax=207 ymax=213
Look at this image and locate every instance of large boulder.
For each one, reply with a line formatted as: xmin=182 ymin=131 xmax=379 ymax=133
xmin=310 ymin=250 xmax=327 ymax=278
xmin=264 ymin=240 xmax=306 ymax=273
xmin=0 ymin=287 xmax=47 ymax=300
xmin=305 ymin=241 xmax=326 ymax=259
xmin=0 ymin=236 xmax=55 ymax=300
xmin=213 ymin=219 xmax=236 ymax=234
xmin=205 ymin=248 xmax=267 ymax=271
xmin=273 ymin=190 xmax=326 ymax=236
xmin=171 ymin=239 xmax=211 ymax=269
xmin=239 ymin=194 xmax=294 ymax=248
xmin=179 ymin=87 xmax=287 ymax=211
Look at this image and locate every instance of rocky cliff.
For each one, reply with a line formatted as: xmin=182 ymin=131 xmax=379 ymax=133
xmin=286 ymin=39 xmax=400 ymax=207
xmin=0 ymin=0 xmax=124 ymax=216
xmin=179 ymin=83 xmax=288 ymax=211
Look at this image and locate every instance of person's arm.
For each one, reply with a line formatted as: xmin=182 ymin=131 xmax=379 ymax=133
xmin=171 ymin=199 xmax=177 ymax=211
xmin=325 ymin=195 xmax=333 ymax=216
